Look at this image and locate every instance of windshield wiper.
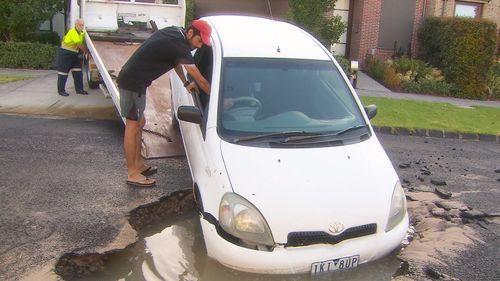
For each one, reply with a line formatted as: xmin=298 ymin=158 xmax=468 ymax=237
xmin=275 ymin=125 xmax=368 ymax=143
xmin=233 ymin=126 xmax=368 ymax=144
xmin=333 ymin=125 xmax=367 ymax=136
xmin=233 ymin=131 xmax=321 ymax=143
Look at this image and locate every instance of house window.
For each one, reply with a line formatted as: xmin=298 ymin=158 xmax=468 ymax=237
xmin=454 ymin=1 xmax=483 ymax=18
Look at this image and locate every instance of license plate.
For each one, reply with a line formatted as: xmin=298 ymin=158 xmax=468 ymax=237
xmin=311 ymin=255 xmax=359 ymax=274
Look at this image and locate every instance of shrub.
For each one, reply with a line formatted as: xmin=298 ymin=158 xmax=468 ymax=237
xmin=365 ymin=54 xmax=457 ymax=96
xmin=402 ymin=80 xmax=457 ymax=96
xmin=0 ymin=0 xmax=64 ymax=41
xmin=365 ymin=54 xmax=385 ymax=82
xmin=27 ymin=31 xmax=60 ymax=46
xmin=0 ymin=41 xmax=57 ymax=69
xmin=334 ymin=55 xmax=351 ymax=76
xmin=287 ymin=0 xmax=345 ymax=47
xmin=418 ymin=17 xmax=497 ymax=100
xmin=382 ymin=63 xmax=403 ymax=90
xmin=486 ymin=62 xmax=500 ymax=100
xmin=393 ymin=56 xmax=431 ymax=80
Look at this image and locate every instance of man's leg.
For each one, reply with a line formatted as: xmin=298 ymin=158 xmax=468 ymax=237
xmin=121 ymin=88 xmax=155 ymax=187
xmin=57 ymin=73 xmax=69 ymax=96
xmin=72 ymin=68 xmax=87 ymax=94
xmin=135 ymin=116 xmax=146 ymax=172
xmin=72 ymin=56 xmax=88 ymax=95
xmin=57 ymin=49 xmax=71 ymax=96
xmin=124 ymin=117 xmax=146 ymax=180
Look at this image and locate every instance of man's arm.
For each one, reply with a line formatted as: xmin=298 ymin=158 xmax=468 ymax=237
xmin=174 ymin=65 xmax=199 ymax=94
xmin=184 ymin=64 xmax=211 ymax=95
xmin=174 ymin=65 xmax=188 ymax=85
xmin=78 ymin=43 xmax=88 ymax=54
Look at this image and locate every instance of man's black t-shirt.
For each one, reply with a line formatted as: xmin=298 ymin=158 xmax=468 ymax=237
xmin=117 ymin=26 xmax=194 ymax=93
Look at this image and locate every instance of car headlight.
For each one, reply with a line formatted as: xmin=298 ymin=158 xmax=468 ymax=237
xmin=219 ymin=192 xmax=274 ymax=247
xmin=385 ymin=181 xmax=407 ymax=232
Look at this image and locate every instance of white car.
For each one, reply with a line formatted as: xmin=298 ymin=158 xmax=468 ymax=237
xmin=170 ymin=15 xmax=408 ymax=275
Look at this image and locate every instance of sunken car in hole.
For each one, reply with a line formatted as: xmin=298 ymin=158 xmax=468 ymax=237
xmin=170 ymin=15 xmax=408 ymax=275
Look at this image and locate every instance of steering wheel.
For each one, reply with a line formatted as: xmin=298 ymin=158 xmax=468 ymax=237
xmin=229 ymin=96 xmax=262 ymax=111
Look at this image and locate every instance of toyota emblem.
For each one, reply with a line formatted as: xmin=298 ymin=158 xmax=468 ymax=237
xmin=328 ymin=222 xmax=344 ymax=235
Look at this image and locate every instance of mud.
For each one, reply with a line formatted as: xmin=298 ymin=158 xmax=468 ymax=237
xmin=47 ymin=182 xmax=499 ymax=281
xmin=53 ymin=191 xmax=195 ymax=280
xmin=394 ymin=189 xmax=493 ymax=280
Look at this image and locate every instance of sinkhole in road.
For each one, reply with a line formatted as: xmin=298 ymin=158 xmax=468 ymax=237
xmin=55 ymin=191 xmax=404 ymax=281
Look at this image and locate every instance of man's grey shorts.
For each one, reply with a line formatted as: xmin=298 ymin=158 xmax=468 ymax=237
xmin=119 ymin=88 xmax=146 ymax=121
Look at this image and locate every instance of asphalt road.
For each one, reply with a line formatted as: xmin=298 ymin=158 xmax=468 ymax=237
xmin=0 ymin=114 xmax=498 ymax=281
xmin=0 ymin=115 xmax=192 ymax=281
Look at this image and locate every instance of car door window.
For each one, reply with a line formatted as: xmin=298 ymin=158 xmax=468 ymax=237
xmin=190 ymin=45 xmax=213 ymax=136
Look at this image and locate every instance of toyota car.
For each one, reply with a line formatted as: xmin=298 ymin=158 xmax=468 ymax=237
xmin=170 ymin=15 xmax=408 ymax=275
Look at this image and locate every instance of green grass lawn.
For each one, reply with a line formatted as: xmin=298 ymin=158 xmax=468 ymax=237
xmin=360 ymin=96 xmax=500 ymax=135
xmin=0 ymin=74 xmax=32 ymax=84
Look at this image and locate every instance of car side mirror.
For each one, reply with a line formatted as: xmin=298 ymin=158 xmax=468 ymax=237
xmin=364 ymin=104 xmax=377 ymax=120
xmin=177 ymin=105 xmax=202 ymax=124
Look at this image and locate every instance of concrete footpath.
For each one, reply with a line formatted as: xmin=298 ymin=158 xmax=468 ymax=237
xmin=0 ymin=68 xmax=117 ymax=120
xmin=355 ymin=71 xmax=500 ymax=109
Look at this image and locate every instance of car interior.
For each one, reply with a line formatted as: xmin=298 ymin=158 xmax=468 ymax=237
xmin=191 ymin=48 xmax=365 ymax=136
xmin=220 ymin=59 xmax=364 ymax=134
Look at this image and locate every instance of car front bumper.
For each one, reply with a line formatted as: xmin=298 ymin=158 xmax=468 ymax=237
xmin=200 ymin=212 xmax=409 ymax=274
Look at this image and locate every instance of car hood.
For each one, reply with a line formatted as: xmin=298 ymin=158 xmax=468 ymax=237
xmin=220 ymin=137 xmax=399 ymax=243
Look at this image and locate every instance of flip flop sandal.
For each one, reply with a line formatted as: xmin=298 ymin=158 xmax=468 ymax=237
xmin=126 ymin=178 xmax=156 ymax=188
xmin=141 ymin=166 xmax=158 ymax=177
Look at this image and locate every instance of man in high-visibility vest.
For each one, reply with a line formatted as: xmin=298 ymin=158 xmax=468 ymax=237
xmin=57 ymin=19 xmax=89 ymax=96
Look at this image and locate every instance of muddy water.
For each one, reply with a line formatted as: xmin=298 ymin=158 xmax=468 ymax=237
xmin=74 ymin=211 xmax=402 ymax=281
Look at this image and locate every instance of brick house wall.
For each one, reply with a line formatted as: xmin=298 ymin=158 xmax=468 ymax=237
xmin=349 ymin=0 xmax=427 ymax=66
xmin=427 ymin=0 xmax=499 ymax=27
xmin=349 ymin=0 xmax=383 ymax=66
xmin=350 ymin=0 xmax=499 ymax=67
xmin=482 ymin=0 xmax=500 ymax=28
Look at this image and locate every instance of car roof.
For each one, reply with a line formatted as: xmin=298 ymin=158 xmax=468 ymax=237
xmin=203 ymin=15 xmax=331 ymax=60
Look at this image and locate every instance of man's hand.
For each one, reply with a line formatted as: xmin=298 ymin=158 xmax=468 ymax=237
xmin=184 ymin=64 xmax=211 ymax=94
xmin=186 ymin=82 xmax=199 ymax=94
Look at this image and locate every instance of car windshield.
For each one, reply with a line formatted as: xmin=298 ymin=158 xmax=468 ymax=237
xmin=218 ymin=58 xmax=368 ymax=144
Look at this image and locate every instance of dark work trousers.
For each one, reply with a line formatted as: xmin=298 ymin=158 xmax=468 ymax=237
xmin=57 ymin=48 xmax=83 ymax=93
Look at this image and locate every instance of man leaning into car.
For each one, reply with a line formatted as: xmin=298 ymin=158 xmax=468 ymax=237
xmin=117 ymin=19 xmax=212 ymax=188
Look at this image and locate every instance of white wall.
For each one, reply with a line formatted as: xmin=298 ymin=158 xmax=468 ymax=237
xmin=39 ymin=12 xmax=66 ymax=40
xmin=330 ymin=0 xmax=350 ymax=56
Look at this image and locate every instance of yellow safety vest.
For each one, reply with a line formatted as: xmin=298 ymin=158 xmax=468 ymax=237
xmin=61 ymin=27 xmax=85 ymax=53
